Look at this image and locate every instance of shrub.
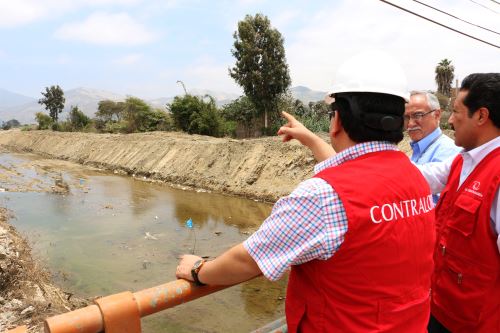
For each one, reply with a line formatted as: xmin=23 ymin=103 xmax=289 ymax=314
xmin=35 ymin=112 xmax=53 ymax=130
xmin=68 ymin=106 xmax=90 ymax=131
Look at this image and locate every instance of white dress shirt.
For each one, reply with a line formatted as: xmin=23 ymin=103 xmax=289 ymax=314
xmin=417 ymin=136 xmax=500 ymax=253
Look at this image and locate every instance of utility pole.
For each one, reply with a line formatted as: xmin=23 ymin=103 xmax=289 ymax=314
xmin=176 ymin=80 xmax=187 ymax=95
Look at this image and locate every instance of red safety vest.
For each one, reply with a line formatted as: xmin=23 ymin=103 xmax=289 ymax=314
xmin=285 ymin=150 xmax=435 ymax=333
xmin=431 ymin=148 xmax=500 ymax=333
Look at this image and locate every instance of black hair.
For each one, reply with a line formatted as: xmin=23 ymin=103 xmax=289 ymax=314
xmin=333 ymin=92 xmax=405 ymax=144
xmin=460 ymin=73 xmax=500 ymax=128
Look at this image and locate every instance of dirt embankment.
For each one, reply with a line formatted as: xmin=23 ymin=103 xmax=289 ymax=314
xmin=0 ymin=130 xmax=324 ymax=202
xmin=0 ymin=130 xmax=414 ymax=202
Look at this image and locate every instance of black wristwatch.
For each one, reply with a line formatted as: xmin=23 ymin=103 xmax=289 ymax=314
xmin=191 ymin=259 xmax=206 ymax=286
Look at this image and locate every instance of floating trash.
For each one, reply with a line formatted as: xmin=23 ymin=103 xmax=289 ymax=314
xmin=144 ymin=232 xmax=158 ymax=240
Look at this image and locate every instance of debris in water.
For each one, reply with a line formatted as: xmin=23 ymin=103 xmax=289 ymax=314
xmin=214 ymin=231 xmax=222 ymax=236
xmin=52 ymin=174 xmax=70 ymax=194
xmin=144 ymin=232 xmax=158 ymax=240
xmin=142 ymin=260 xmax=151 ymax=269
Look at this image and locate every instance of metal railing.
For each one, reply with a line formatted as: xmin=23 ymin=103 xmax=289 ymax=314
xmin=5 ymin=279 xmax=287 ymax=333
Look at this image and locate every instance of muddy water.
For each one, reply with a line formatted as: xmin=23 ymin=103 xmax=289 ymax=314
xmin=0 ymin=152 xmax=287 ymax=333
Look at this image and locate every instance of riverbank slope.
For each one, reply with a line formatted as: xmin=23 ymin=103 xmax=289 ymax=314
xmin=0 ymin=130 xmax=412 ymax=202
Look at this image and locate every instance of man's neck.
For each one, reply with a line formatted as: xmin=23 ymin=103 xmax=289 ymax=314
xmin=469 ymin=127 xmax=500 ymax=150
xmin=332 ymin=134 xmax=357 ymax=153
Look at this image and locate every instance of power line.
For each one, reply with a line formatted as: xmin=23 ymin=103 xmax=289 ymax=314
xmin=468 ymin=0 xmax=500 ymax=14
xmin=488 ymin=0 xmax=500 ymax=5
xmin=378 ymin=0 xmax=500 ymax=49
xmin=411 ymin=0 xmax=500 ymax=36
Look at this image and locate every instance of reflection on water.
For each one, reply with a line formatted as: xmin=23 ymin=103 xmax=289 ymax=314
xmin=0 ymin=152 xmax=286 ymax=332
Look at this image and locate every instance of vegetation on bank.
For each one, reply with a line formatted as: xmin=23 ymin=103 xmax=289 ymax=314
xmin=28 ymin=13 xmax=331 ymax=138
xmin=17 ymin=14 xmax=455 ymax=138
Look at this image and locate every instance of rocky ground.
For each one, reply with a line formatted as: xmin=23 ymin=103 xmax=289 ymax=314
xmin=0 ymin=207 xmax=88 ymax=332
xmin=0 ymin=128 xmax=433 ymax=332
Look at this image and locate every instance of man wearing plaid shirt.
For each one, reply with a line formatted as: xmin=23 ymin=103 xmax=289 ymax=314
xmin=176 ymin=51 xmax=435 ymax=332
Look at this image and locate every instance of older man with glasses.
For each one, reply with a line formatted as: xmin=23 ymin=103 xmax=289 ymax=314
xmin=405 ymin=91 xmax=460 ymax=202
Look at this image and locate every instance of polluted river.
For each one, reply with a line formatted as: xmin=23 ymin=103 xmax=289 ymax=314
xmin=0 ymin=149 xmax=287 ymax=332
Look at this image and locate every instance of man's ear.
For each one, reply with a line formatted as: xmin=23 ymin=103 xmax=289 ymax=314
xmin=331 ymin=112 xmax=342 ymax=136
xmin=476 ymin=107 xmax=490 ymax=126
xmin=434 ymin=108 xmax=442 ymax=120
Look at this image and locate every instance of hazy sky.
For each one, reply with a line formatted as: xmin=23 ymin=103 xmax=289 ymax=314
xmin=1 ymin=0 xmax=499 ymax=99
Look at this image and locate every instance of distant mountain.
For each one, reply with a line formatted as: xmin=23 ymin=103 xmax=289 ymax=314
xmin=0 ymin=87 xmax=127 ymax=124
xmin=64 ymin=87 xmax=125 ymax=110
xmin=0 ymin=86 xmax=326 ymax=124
xmin=290 ymin=86 xmax=327 ymax=104
xmin=0 ymin=89 xmax=36 ymax=108
xmin=60 ymin=87 xmax=127 ymax=119
xmin=148 ymin=97 xmax=174 ymax=109
xmin=1 ymin=102 xmax=44 ymax=124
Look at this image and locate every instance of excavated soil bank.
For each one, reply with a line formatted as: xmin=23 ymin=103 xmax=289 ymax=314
xmin=0 ymin=130 xmax=413 ymax=203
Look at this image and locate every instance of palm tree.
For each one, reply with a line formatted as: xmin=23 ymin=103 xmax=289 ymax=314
xmin=435 ymin=59 xmax=455 ymax=97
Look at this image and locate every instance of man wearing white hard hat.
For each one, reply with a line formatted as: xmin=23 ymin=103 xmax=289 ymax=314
xmin=175 ymin=50 xmax=435 ymax=332
xmin=279 ymin=63 xmax=500 ymax=331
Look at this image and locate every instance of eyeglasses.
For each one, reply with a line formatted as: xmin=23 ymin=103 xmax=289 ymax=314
xmin=327 ymin=102 xmax=340 ymax=121
xmin=403 ymin=110 xmax=435 ymax=122
xmin=327 ymin=110 xmax=336 ymax=121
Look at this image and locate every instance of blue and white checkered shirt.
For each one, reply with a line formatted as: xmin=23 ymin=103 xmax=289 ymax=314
xmin=243 ymin=141 xmax=399 ymax=281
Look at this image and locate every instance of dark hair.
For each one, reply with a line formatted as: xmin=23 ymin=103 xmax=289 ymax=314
xmin=334 ymin=92 xmax=405 ymax=144
xmin=460 ymin=73 xmax=500 ymax=128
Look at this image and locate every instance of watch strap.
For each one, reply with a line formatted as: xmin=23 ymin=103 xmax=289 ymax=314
xmin=191 ymin=260 xmax=206 ymax=286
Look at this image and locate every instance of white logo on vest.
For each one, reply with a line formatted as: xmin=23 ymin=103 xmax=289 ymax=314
xmin=472 ymin=181 xmax=481 ymax=191
xmin=369 ymin=194 xmax=434 ymax=224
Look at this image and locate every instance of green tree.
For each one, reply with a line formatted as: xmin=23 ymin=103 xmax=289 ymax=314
xmin=1 ymin=119 xmax=21 ymax=130
xmin=68 ymin=106 xmax=90 ymax=130
xmin=168 ymin=94 xmax=206 ymax=132
xmin=188 ymin=95 xmax=222 ymax=137
xmin=300 ymin=100 xmax=330 ymax=133
xmin=435 ymin=59 xmax=455 ymax=97
xmin=122 ymin=97 xmax=153 ymax=133
xmin=151 ymin=108 xmax=174 ymax=131
xmin=168 ymin=94 xmax=222 ymax=136
xmin=221 ymin=96 xmax=257 ymax=133
xmin=38 ymin=85 xmax=65 ymax=122
xmin=96 ymin=100 xmax=125 ymax=122
xmin=35 ymin=112 xmax=53 ymax=130
xmin=229 ymin=13 xmax=291 ymax=130
xmin=119 ymin=97 xmax=170 ymax=133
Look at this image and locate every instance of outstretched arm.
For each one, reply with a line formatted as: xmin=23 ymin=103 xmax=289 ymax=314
xmin=176 ymin=243 xmax=262 ymax=285
xmin=278 ymin=111 xmax=335 ymax=162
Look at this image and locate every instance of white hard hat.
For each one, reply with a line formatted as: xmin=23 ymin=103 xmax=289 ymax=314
xmin=325 ymin=50 xmax=409 ymax=104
